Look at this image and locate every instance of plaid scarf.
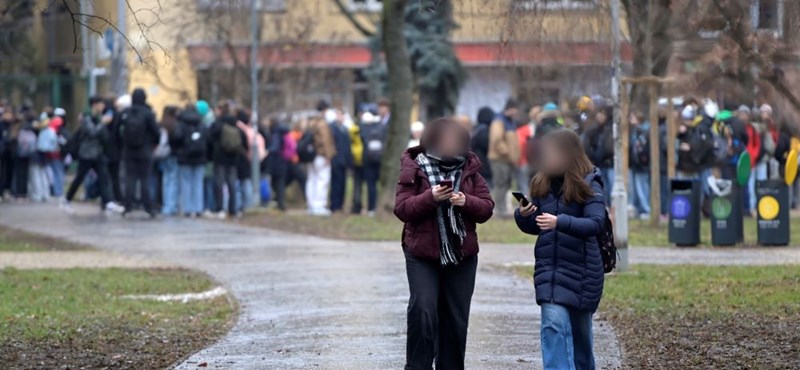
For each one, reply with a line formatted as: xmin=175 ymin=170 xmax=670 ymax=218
xmin=416 ymin=152 xmax=467 ymax=266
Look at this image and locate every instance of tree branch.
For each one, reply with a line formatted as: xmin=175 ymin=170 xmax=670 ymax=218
xmin=331 ymin=0 xmax=376 ymax=37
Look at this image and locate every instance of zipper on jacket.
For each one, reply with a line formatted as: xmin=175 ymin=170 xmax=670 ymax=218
xmin=550 ymin=197 xmax=559 ymax=302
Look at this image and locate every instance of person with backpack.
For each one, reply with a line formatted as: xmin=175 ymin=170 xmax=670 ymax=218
xmin=267 ymin=118 xmax=293 ymax=211
xmin=359 ymin=110 xmax=387 ymax=216
xmin=394 ymin=117 xmax=494 ymax=370
xmin=61 ymin=97 xmax=124 ymax=214
xmin=628 ymin=111 xmax=651 ymax=219
xmin=515 ymin=129 xmax=607 ymax=370
xmin=171 ymin=104 xmax=207 ymax=217
xmin=118 ymin=88 xmax=160 ymax=217
xmin=305 ymin=116 xmax=335 ymax=216
xmin=209 ymin=102 xmax=247 ymax=218
xmin=329 ymin=109 xmax=353 ymax=213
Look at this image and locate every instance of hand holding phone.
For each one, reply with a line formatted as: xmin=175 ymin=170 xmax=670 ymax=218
xmin=512 ymin=191 xmax=530 ymax=207
xmin=439 ymin=179 xmax=453 ymax=188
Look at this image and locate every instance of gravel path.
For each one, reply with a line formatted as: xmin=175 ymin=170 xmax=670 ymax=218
xmin=0 ymin=203 xmax=622 ymax=369
xmin=0 ymin=250 xmax=177 ymax=269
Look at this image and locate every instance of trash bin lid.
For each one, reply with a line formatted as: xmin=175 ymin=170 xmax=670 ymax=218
xmin=786 ymin=149 xmax=798 ymax=186
xmin=737 ymin=152 xmax=751 ymax=186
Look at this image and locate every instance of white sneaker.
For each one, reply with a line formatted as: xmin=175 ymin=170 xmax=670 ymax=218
xmin=367 ymin=211 xmax=376 ymax=218
xmin=59 ymin=198 xmax=76 ymax=215
xmin=105 ymin=201 xmax=125 ymax=214
xmin=216 ymin=211 xmax=227 ymax=220
xmin=202 ymin=210 xmax=216 ymax=219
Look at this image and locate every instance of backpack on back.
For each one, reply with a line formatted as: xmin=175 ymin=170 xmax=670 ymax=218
xmin=585 ymin=172 xmax=617 ymax=273
xmin=185 ymin=125 xmax=207 ymax=157
xmin=689 ymin=118 xmax=716 ymax=167
xmin=36 ymin=127 xmax=59 ymax=153
xmin=17 ymin=129 xmax=37 ymax=158
xmin=220 ymin=124 xmax=243 ymax=154
xmin=121 ymin=109 xmax=147 ymax=149
xmin=361 ymin=124 xmax=386 ymax=164
xmin=297 ymin=130 xmax=316 ymax=163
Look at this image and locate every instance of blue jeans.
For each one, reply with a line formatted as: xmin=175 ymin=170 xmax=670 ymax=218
xmin=239 ymin=178 xmax=253 ymax=212
xmin=629 ymin=170 xmax=651 ymax=216
xmin=541 ymin=303 xmax=595 ymax=370
xmin=600 ymin=167 xmax=614 ymax=204
xmin=160 ymin=157 xmax=179 ymax=215
xmin=747 ymin=161 xmax=768 ymax=212
xmin=179 ymin=164 xmax=205 ymax=214
xmin=50 ymin=159 xmax=65 ymax=197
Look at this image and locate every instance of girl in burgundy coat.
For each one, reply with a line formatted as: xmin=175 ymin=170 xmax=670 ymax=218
xmin=394 ymin=117 xmax=494 ymax=370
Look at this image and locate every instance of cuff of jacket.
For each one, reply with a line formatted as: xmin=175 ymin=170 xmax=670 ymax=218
xmin=556 ymin=214 xmax=572 ymax=231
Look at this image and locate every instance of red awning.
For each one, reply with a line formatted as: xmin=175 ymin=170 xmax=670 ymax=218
xmin=186 ymin=41 xmax=632 ymax=69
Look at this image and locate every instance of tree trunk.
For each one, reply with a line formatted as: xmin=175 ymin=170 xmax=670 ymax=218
xmin=377 ymin=0 xmax=414 ymax=214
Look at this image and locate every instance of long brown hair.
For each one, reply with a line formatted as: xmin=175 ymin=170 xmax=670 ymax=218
xmin=529 ymin=129 xmax=595 ymax=204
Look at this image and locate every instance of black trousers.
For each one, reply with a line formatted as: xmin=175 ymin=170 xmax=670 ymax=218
xmin=270 ymin=159 xmax=289 ymax=211
xmin=66 ymin=159 xmax=113 ymax=205
xmin=405 ymin=251 xmax=477 ymax=370
xmin=123 ymin=158 xmax=154 ymax=213
xmin=330 ymin=163 xmax=347 ymax=212
xmin=351 ymin=166 xmax=364 ymax=214
xmin=11 ymin=156 xmax=28 ymax=197
xmin=213 ymin=164 xmax=237 ymax=215
xmin=108 ymin=159 xmax=123 ymax=202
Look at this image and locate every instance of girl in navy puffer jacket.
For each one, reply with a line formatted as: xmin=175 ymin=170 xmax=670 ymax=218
xmin=514 ymin=129 xmax=606 ymax=370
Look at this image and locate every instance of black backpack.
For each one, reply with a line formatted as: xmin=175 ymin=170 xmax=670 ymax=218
xmin=297 ymin=130 xmax=316 ymax=163
xmin=585 ymin=172 xmax=617 ymax=273
xmin=121 ymin=108 xmax=147 ymax=149
xmin=184 ymin=125 xmax=207 ymax=157
xmin=361 ymin=124 xmax=386 ymax=164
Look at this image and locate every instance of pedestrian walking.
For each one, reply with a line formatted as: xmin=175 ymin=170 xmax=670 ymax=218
xmin=514 ymin=129 xmax=605 ymax=370
xmin=394 ymin=117 xmax=494 ymax=370
xmin=359 ymin=111 xmax=386 ymax=216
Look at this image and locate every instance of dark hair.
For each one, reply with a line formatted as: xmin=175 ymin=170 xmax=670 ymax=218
xmin=316 ymin=99 xmax=330 ymax=112
xmin=236 ymin=108 xmax=251 ymax=124
xmin=529 ymin=130 xmax=595 ymax=204
xmin=88 ymin=96 xmax=104 ymax=106
xmin=477 ymin=106 xmax=495 ymax=125
xmin=377 ymin=98 xmax=390 ymax=107
xmin=419 ymin=117 xmax=470 ymax=154
xmin=162 ymin=105 xmax=179 ymax=119
xmin=504 ymin=98 xmax=519 ymax=111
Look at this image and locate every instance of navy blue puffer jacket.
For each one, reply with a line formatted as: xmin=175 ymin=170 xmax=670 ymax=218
xmin=515 ymin=167 xmax=606 ymax=312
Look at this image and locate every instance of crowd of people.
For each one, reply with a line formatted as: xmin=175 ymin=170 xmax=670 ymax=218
xmin=1 ymin=91 xmax=797 ymax=220
xmin=0 ymin=92 xmax=391 ymax=218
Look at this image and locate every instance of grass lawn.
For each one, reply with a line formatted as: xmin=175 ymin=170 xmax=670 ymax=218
xmin=0 ymin=268 xmax=236 ymax=368
xmin=0 ymin=226 xmax=88 ymax=252
xmin=241 ymin=210 xmax=800 ymax=247
xmin=517 ymin=265 xmax=800 ymax=369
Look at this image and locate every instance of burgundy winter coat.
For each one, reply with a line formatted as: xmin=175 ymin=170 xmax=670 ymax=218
xmin=394 ymin=147 xmax=494 ymax=261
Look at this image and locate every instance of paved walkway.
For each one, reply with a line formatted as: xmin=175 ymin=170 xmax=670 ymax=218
xmin=0 ymin=203 xmax=621 ymax=369
xmin=0 ymin=250 xmax=176 ymax=269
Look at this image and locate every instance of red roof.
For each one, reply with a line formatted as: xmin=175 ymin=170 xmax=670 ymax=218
xmin=186 ymin=41 xmax=632 ymax=69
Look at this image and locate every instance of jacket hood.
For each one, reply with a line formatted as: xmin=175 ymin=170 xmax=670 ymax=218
xmin=477 ymin=107 xmax=494 ymax=125
xmin=131 ymin=88 xmax=147 ymax=105
xmin=401 ymin=146 xmax=484 ymax=177
xmin=179 ymin=109 xmax=202 ymax=126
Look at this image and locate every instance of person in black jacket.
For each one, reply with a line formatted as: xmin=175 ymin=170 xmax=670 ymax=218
xmin=171 ymin=105 xmax=208 ymax=217
xmin=118 ymin=88 xmax=160 ymax=217
xmin=471 ymin=106 xmax=494 ymax=188
xmin=61 ymin=96 xmax=124 ymax=214
xmin=514 ymin=129 xmax=605 ymax=370
xmin=582 ymin=106 xmax=614 ymax=203
xmin=209 ymin=102 xmax=248 ymax=218
xmin=329 ymin=110 xmax=353 ymax=213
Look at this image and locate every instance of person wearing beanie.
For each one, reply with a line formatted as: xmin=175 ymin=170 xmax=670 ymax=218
xmin=118 ymin=88 xmax=160 ymax=217
xmin=489 ymin=98 xmax=521 ymax=216
xmin=471 ymin=106 xmax=495 ymax=187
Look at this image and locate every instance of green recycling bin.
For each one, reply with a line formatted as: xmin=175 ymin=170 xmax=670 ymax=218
xmin=669 ymin=179 xmax=701 ymax=246
xmin=707 ymin=178 xmax=741 ymax=246
xmin=756 ymin=179 xmax=790 ymax=246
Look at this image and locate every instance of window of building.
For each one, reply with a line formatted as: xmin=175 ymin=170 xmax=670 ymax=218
xmin=512 ymin=0 xmax=596 ymax=11
xmin=757 ymin=0 xmax=778 ymax=30
xmin=350 ymin=0 xmax=383 ymax=12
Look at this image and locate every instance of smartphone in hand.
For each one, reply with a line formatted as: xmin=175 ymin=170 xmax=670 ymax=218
xmin=439 ymin=179 xmax=453 ymax=188
xmin=512 ymin=191 xmax=530 ymax=207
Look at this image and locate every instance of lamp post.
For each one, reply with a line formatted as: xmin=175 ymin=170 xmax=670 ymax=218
xmin=610 ymin=0 xmax=628 ymax=271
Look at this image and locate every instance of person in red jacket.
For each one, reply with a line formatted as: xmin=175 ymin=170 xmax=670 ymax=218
xmin=394 ymin=117 xmax=494 ymax=370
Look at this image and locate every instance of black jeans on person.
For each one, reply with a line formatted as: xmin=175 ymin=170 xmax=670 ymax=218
xmin=329 ymin=163 xmax=347 ymax=212
xmin=405 ymin=251 xmax=478 ymax=370
xmin=214 ymin=164 xmax=238 ymax=215
xmin=66 ymin=159 xmax=113 ymax=205
xmin=0 ymin=150 xmax=11 ymax=196
xmin=363 ymin=161 xmax=380 ymax=212
xmin=123 ymin=158 xmax=154 ymax=214
xmin=270 ymin=159 xmax=289 ymax=211
xmin=11 ymin=156 xmax=29 ymax=197
xmin=351 ymin=166 xmax=364 ymax=214
xmin=108 ymin=160 xmax=123 ymax=202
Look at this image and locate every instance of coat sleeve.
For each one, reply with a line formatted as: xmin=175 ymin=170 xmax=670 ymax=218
xmin=555 ymin=181 xmax=606 ymax=238
xmin=393 ymin=164 xmax=438 ymax=223
xmin=514 ymin=207 xmax=541 ymax=235
xmin=461 ymin=174 xmax=493 ymax=223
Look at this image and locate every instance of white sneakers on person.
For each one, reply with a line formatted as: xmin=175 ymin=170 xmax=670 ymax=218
xmin=105 ymin=201 xmax=125 ymax=214
xmin=59 ymin=198 xmax=76 ymax=215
